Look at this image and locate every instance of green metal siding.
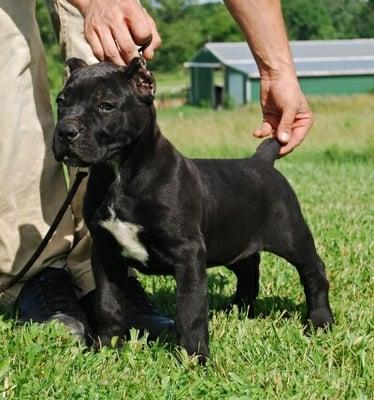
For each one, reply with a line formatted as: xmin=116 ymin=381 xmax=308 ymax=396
xmin=190 ymin=67 xmax=213 ymax=106
xmin=250 ymin=79 xmax=261 ymax=102
xmin=226 ymin=70 xmax=245 ymax=105
xmin=249 ymin=74 xmax=374 ymax=103
xmin=299 ymin=75 xmax=374 ymax=95
xmin=245 ymin=79 xmax=251 ymax=102
xmin=189 ymin=48 xmax=219 ymax=106
xmin=225 ymin=67 xmax=248 ymax=105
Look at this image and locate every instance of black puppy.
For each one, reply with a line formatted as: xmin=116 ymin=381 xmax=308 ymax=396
xmin=53 ymin=57 xmax=333 ymax=362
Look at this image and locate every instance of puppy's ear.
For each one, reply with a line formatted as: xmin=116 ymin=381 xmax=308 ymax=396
xmin=124 ymin=57 xmax=156 ymax=104
xmin=66 ymin=58 xmax=88 ymax=73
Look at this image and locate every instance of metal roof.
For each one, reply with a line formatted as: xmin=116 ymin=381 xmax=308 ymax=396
xmin=187 ymin=39 xmax=374 ymax=77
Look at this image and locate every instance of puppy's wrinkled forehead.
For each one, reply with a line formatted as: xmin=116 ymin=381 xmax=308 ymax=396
xmin=64 ymin=62 xmax=125 ymax=98
xmin=60 ymin=57 xmax=156 ymax=107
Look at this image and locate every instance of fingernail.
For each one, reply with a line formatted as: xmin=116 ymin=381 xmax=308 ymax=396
xmin=279 ymin=131 xmax=290 ymax=143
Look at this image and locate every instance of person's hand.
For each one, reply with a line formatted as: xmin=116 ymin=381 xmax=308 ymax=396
xmin=253 ymin=71 xmax=313 ymax=156
xmin=71 ymin=0 xmax=161 ymax=65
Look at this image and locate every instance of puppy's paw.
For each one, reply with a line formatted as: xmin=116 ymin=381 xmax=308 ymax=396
xmin=305 ymin=307 xmax=334 ymax=333
xmin=94 ymin=333 xmax=124 ymax=350
xmin=196 ymin=351 xmax=209 ymax=366
xmin=181 ymin=342 xmax=209 ymax=366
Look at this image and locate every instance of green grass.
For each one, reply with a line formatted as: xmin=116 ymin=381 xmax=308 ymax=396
xmin=1 ymin=95 xmax=373 ymax=399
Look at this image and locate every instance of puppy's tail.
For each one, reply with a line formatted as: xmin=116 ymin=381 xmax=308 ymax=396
xmin=254 ymin=138 xmax=281 ymax=165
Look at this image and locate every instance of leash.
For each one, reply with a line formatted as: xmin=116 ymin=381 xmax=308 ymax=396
xmin=0 ymin=169 xmax=88 ymax=294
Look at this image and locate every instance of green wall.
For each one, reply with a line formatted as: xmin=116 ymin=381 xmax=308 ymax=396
xmin=250 ymin=74 xmax=374 ymax=102
xmin=299 ymin=75 xmax=374 ymax=95
xmin=225 ymin=68 xmax=246 ymax=105
xmin=189 ymin=48 xmax=219 ymax=106
xmin=250 ymin=80 xmax=261 ymax=102
xmin=190 ymin=67 xmax=213 ymax=106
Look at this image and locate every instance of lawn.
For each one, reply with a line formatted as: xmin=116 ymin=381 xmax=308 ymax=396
xmin=0 ymin=94 xmax=373 ymax=399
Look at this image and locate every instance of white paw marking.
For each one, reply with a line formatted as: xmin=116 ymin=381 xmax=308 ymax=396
xmin=100 ymin=208 xmax=148 ymax=265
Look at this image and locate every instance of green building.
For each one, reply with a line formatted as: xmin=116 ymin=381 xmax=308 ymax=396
xmin=185 ymin=39 xmax=374 ymax=107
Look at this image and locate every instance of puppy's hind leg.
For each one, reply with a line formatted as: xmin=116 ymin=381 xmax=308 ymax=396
xmin=227 ymin=252 xmax=260 ymax=318
xmin=264 ymin=205 xmax=333 ymax=330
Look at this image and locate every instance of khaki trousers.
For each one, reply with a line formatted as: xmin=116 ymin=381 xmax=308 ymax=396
xmin=0 ymin=0 xmax=100 ymax=311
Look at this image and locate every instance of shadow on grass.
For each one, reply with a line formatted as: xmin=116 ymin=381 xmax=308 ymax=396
xmin=148 ymin=271 xmax=305 ymax=323
xmin=254 ymin=296 xmax=305 ymax=319
xmin=1 ymin=269 xmax=306 ymax=357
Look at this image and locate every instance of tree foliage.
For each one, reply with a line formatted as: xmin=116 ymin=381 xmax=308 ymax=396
xmin=35 ymin=0 xmax=63 ymax=97
xmin=149 ymin=0 xmax=373 ymax=70
xmin=36 ymin=0 xmax=374 ymax=73
xmin=282 ymin=0 xmax=336 ymax=40
xmin=355 ymin=0 xmax=374 ymax=38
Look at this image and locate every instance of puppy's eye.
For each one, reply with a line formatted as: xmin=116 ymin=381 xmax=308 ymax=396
xmin=98 ymin=102 xmax=116 ymax=112
xmin=56 ymin=96 xmax=65 ymax=107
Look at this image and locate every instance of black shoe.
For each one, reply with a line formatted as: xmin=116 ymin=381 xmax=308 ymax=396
xmin=79 ymin=277 xmax=176 ymax=341
xmin=16 ymin=267 xmax=92 ymax=345
xmin=124 ymin=277 xmax=176 ymax=341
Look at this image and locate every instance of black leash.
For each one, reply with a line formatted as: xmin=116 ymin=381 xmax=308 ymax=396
xmin=0 ymin=169 xmax=88 ymax=294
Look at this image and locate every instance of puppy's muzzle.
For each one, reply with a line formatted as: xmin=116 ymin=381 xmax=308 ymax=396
xmin=56 ymin=118 xmax=84 ymax=144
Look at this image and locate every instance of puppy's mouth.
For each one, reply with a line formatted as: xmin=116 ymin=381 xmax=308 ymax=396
xmin=59 ymin=143 xmax=123 ymax=167
xmin=62 ymin=155 xmax=90 ymax=168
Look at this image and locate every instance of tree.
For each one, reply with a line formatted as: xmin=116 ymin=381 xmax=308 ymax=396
xmin=321 ymin=0 xmax=368 ymax=39
xmin=149 ymin=2 xmax=242 ymax=70
xmin=355 ymin=0 xmax=374 ymax=38
xmin=36 ymin=0 xmax=373 ymax=73
xmin=282 ymin=0 xmax=337 ymax=40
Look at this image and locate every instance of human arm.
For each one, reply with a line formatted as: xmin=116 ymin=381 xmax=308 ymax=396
xmin=224 ymin=0 xmax=313 ymax=155
xmin=68 ymin=0 xmax=161 ymax=65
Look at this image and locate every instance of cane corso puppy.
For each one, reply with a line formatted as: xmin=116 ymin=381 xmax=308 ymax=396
xmin=53 ymin=57 xmax=333 ymax=363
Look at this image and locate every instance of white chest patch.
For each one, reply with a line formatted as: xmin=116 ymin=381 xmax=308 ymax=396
xmin=99 ymin=210 xmax=148 ymax=265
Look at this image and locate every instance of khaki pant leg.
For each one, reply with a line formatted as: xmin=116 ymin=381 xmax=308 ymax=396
xmin=0 ymin=0 xmax=77 ymax=311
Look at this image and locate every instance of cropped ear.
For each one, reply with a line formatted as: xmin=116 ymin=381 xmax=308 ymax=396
xmin=124 ymin=57 xmax=156 ymax=104
xmin=66 ymin=58 xmax=88 ymax=73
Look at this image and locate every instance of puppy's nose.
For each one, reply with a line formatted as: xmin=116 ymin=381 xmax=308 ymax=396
xmin=58 ymin=125 xmax=81 ymax=143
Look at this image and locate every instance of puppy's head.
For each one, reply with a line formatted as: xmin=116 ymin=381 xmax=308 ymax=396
xmin=53 ymin=57 xmax=156 ymax=167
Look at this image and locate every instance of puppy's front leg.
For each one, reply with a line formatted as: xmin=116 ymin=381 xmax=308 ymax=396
xmin=91 ymin=236 xmax=128 ymax=347
xmin=175 ymin=247 xmax=209 ymax=364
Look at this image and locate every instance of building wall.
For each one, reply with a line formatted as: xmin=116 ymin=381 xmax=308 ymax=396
xmin=249 ymin=75 xmax=374 ymax=102
xmin=299 ymin=75 xmax=374 ymax=96
xmin=226 ymin=69 xmax=246 ymax=105
xmin=190 ymin=67 xmax=213 ymax=106
xmin=188 ymin=47 xmax=220 ymax=106
xmin=249 ymin=80 xmax=260 ymax=102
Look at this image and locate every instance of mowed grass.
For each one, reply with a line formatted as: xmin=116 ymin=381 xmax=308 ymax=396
xmin=1 ymin=95 xmax=373 ymax=399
